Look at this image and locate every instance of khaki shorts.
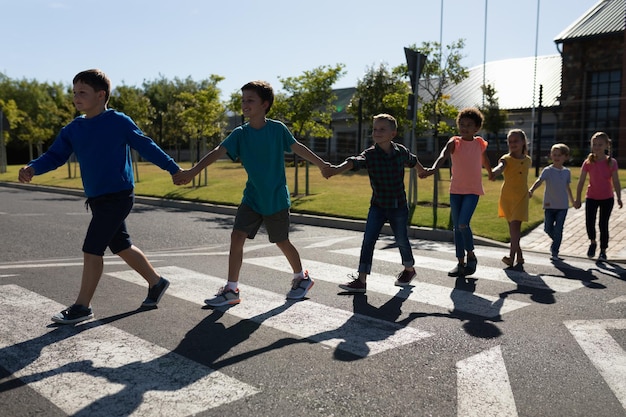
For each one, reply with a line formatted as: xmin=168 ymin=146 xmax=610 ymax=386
xmin=233 ymin=203 xmax=290 ymax=243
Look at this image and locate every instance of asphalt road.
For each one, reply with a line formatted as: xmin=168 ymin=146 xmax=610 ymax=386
xmin=1 ymin=185 xmax=625 ymax=417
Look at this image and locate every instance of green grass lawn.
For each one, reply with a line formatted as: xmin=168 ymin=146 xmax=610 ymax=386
xmin=3 ymin=160 xmax=623 ymax=243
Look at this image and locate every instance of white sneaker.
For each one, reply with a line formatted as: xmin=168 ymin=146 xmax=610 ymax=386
xmin=204 ymin=287 xmax=240 ymax=307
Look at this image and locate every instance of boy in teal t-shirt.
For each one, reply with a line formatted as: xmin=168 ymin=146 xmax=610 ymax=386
xmin=174 ymin=81 xmax=331 ymax=306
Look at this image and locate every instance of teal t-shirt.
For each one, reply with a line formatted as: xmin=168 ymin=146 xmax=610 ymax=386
xmin=221 ymin=119 xmax=296 ymax=215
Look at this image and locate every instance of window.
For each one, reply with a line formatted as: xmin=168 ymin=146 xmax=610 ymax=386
xmin=586 ymin=70 xmax=621 ymax=152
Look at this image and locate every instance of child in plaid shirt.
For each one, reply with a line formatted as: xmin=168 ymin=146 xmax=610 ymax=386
xmin=326 ymin=114 xmax=426 ymax=293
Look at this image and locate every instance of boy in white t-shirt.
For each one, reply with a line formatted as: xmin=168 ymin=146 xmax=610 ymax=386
xmin=528 ymin=143 xmax=576 ymax=260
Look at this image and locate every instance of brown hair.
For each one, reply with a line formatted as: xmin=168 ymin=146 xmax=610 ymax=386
xmin=241 ymin=80 xmax=274 ymax=114
xmin=585 ymin=131 xmax=612 ymax=166
xmin=73 ymin=69 xmax=111 ymax=103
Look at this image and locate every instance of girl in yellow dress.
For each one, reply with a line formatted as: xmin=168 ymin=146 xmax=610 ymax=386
xmin=491 ymin=129 xmax=531 ymax=268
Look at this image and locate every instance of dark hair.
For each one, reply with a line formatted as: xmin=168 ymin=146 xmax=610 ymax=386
xmin=456 ymin=107 xmax=484 ymax=129
xmin=241 ymin=80 xmax=274 ymax=114
xmin=73 ymin=69 xmax=111 ymax=103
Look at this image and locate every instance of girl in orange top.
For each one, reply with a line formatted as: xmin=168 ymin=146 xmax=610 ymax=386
xmin=424 ymin=108 xmax=493 ymax=278
xmin=491 ymin=129 xmax=531 ymax=268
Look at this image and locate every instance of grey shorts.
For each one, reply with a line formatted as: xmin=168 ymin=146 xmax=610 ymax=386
xmin=233 ymin=203 xmax=290 ymax=243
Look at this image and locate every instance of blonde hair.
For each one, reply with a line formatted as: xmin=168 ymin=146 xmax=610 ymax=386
xmin=585 ymin=131 xmax=612 ymax=166
xmin=373 ymin=113 xmax=397 ymax=130
xmin=551 ymin=143 xmax=570 ymax=157
xmin=507 ymin=129 xmax=528 ymax=155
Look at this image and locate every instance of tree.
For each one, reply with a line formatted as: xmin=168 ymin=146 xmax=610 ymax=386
xmin=347 ymin=63 xmax=410 ymax=139
xmin=404 ymin=39 xmax=469 ymax=141
xmin=276 ymin=64 xmax=345 ymax=195
xmin=480 ymin=83 xmax=508 ymax=156
xmin=109 ymin=85 xmax=155 ymax=132
xmin=277 ymin=64 xmax=345 ymax=140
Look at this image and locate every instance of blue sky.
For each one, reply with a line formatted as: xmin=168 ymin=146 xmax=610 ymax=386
xmin=1 ymin=0 xmax=596 ymax=99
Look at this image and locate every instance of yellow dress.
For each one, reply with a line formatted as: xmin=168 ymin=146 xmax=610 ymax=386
xmin=498 ymin=154 xmax=530 ymax=222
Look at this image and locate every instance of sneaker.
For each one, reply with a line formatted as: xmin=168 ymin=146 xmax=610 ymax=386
xmin=587 ymin=242 xmax=597 ymax=258
xmin=599 ymin=251 xmax=607 ymax=260
xmin=142 ymin=277 xmax=170 ymax=307
xmin=394 ymin=269 xmax=416 ymax=286
xmin=448 ymin=263 xmax=465 ymax=277
xmin=465 ymin=256 xmax=477 ymax=276
xmin=339 ymin=275 xmax=367 ymax=293
xmin=204 ymin=286 xmax=241 ymax=307
xmin=286 ymin=271 xmax=314 ymax=299
xmin=51 ymin=304 xmax=94 ymax=325
xmin=501 ymin=256 xmax=514 ymax=268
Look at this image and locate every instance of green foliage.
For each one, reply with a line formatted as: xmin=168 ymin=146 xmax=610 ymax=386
xmin=277 ymin=64 xmax=346 ymax=140
xmin=347 ymin=63 xmax=410 ymax=134
xmin=403 ymin=39 xmax=469 ymax=137
xmin=480 ymin=83 xmax=509 ymax=154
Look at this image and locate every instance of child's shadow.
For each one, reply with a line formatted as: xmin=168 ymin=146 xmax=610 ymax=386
xmin=594 ymin=259 xmax=626 ymax=281
xmin=550 ymin=259 xmax=606 ymax=289
xmin=449 ymin=278 xmax=503 ymax=339
xmin=501 ymin=269 xmax=557 ymax=304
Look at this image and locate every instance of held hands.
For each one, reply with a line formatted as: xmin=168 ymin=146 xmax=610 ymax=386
xmin=419 ymin=167 xmax=435 ymax=178
xmin=319 ymin=162 xmax=333 ymax=179
xmin=573 ymin=200 xmax=582 ymax=209
xmin=172 ymin=169 xmax=194 ymax=185
xmin=18 ymin=166 xmax=34 ymax=183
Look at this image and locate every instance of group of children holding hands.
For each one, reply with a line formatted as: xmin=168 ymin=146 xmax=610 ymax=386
xmin=18 ymin=69 xmax=622 ymax=324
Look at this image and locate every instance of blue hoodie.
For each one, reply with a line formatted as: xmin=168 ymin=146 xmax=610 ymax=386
xmin=29 ymin=109 xmax=180 ymax=198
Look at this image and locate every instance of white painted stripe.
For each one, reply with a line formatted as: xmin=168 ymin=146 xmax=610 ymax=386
xmin=109 ymin=266 xmax=432 ymax=358
xmin=0 ymin=284 xmax=259 ymax=417
xmin=564 ymin=319 xmax=626 ymax=409
xmin=0 ymin=274 xmax=19 ymax=277
xmin=608 ymin=295 xmax=626 ymax=303
xmin=0 ymin=261 xmax=130 ymax=270
xmin=456 ymin=346 xmax=518 ymax=417
xmin=305 ymin=236 xmax=357 ymax=248
xmin=332 ymin=247 xmax=584 ymax=293
xmin=244 ymin=256 xmax=529 ymax=318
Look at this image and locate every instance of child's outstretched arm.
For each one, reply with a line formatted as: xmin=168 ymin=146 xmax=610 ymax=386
xmin=173 ymin=145 xmax=227 ymax=185
xmin=528 ymin=178 xmax=544 ymax=198
xmin=483 ymin=152 xmax=494 ymax=181
xmin=574 ymin=170 xmax=587 ymax=209
xmin=491 ymin=158 xmax=505 ymax=180
xmin=423 ymin=138 xmax=454 ymax=177
xmin=291 ymin=141 xmax=332 ymax=173
xmin=612 ymin=166 xmax=622 ymax=208
xmin=326 ymin=160 xmax=354 ymax=178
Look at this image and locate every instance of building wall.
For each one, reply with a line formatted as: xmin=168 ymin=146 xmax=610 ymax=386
xmin=558 ymin=32 xmax=625 ymax=162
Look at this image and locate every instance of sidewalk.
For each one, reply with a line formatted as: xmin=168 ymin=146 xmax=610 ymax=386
xmin=521 ymin=189 xmax=626 ymax=262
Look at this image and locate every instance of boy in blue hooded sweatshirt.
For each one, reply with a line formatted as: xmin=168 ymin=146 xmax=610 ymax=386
xmin=19 ymin=69 xmax=183 ymax=324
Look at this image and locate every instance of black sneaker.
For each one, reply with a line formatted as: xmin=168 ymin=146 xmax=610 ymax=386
xmin=599 ymin=251 xmax=607 ymax=261
xmin=142 ymin=277 xmax=170 ymax=307
xmin=465 ymin=256 xmax=477 ymax=276
xmin=448 ymin=263 xmax=465 ymax=277
xmin=51 ymin=304 xmax=94 ymax=325
xmin=394 ymin=269 xmax=416 ymax=286
xmin=338 ymin=276 xmax=367 ymax=293
xmin=587 ymin=242 xmax=597 ymax=258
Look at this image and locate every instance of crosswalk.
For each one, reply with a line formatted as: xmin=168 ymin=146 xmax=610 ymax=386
xmin=0 ymin=240 xmax=624 ymax=417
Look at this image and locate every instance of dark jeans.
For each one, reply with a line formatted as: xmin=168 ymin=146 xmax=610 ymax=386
xmin=544 ymin=208 xmax=568 ymax=255
xmin=358 ymin=204 xmax=414 ymax=274
xmin=585 ymin=198 xmax=614 ymax=250
xmin=450 ymin=194 xmax=479 ymax=259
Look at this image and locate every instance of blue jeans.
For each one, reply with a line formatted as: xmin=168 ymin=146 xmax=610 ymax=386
xmin=358 ymin=205 xmax=414 ymax=274
xmin=449 ymin=194 xmax=479 ymax=259
xmin=544 ymin=208 xmax=568 ymax=255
